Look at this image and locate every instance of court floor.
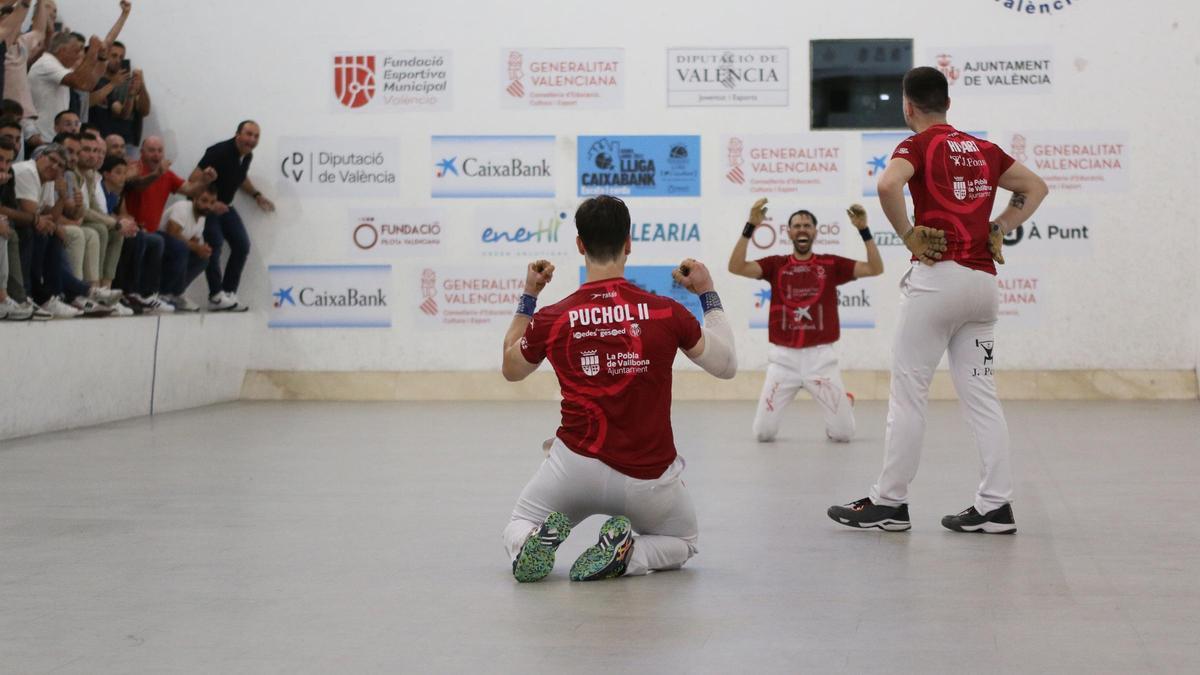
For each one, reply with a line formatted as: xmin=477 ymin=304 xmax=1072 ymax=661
xmin=2 ymin=399 xmax=1197 ymax=673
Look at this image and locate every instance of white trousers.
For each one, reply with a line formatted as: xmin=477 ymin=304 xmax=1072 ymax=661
xmin=752 ymin=343 xmax=855 ymax=443
xmin=503 ymin=439 xmax=699 ymax=576
xmin=870 ymin=262 xmax=1012 ymax=514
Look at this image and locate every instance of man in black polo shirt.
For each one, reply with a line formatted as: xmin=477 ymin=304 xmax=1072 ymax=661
xmin=191 ymin=120 xmax=274 ymax=312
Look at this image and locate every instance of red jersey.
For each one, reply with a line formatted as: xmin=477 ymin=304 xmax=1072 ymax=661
xmin=891 ymin=125 xmax=1015 ymax=275
xmin=125 ymin=165 xmax=185 ymax=232
xmin=520 ymin=277 xmax=702 ymax=479
xmin=758 ymin=253 xmax=857 ymax=349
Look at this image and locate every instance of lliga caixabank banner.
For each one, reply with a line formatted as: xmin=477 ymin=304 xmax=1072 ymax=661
xmin=431 ymin=135 xmax=556 ymax=198
xmin=331 ymin=51 xmax=452 ymax=111
xmin=278 ymin=137 xmax=400 ymax=197
xmin=268 ymin=265 xmax=392 ymax=329
xmin=501 ymin=48 xmax=624 ymax=109
xmin=577 ymin=136 xmax=701 ymax=197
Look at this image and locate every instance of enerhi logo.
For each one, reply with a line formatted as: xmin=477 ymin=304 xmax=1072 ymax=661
xmin=334 ymin=55 xmax=376 ymax=109
xmin=482 ymin=211 xmax=568 ymax=244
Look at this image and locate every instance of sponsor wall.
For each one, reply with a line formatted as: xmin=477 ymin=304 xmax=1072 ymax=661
xmin=68 ymin=0 xmax=1198 ymax=373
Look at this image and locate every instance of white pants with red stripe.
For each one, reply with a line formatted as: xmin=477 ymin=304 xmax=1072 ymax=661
xmin=869 ymin=261 xmax=1013 ymax=514
xmin=752 ymin=343 xmax=856 ymax=443
xmin=503 ymin=439 xmax=698 ymax=576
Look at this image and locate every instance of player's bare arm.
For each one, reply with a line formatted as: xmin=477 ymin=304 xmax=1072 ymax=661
xmin=846 ymin=203 xmax=884 ymax=279
xmin=501 ymin=260 xmax=555 ymax=382
xmin=727 ymin=198 xmax=766 ymax=279
xmin=988 ymin=162 xmax=1050 ymax=264
xmin=877 ymin=158 xmax=947 ymax=266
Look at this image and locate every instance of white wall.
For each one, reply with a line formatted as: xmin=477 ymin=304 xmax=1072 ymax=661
xmin=61 ymin=0 xmax=1200 ymax=373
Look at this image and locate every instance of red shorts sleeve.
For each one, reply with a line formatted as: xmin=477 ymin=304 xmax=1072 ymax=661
xmin=167 ymin=171 xmax=186 ymax=193
xmin=993 ymin=143 xmax=1016 ymax=176
xmin=518 ymin=311 xmax=550 ymax=363
xmin=891 ymin=136 xmax=922 ymax=173
xmin=674 ymin=302 xmax=702 ymax=351
xmin=756 ymin=254 xmax=780 ymax=281
xmin=832 ymin=255 xmax=858 ymax=286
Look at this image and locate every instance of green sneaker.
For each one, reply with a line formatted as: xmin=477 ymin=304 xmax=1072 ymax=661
xmin=512 ymin=512 xmax=572 ymax=583
xmin=569 ymin=515 xmax=634 ymax=582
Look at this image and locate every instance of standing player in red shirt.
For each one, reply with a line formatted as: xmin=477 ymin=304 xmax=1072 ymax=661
xmin=500 ymin=195 xmax=737 ymax=583
xmin=728 ymin=198 xmax=884 ymax=443
xmin=828 ymin=67 xmax=1048 ymax=534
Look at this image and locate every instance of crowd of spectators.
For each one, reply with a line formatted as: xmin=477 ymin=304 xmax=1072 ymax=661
xmin=0 ymin=0 xmax=274 ymax=320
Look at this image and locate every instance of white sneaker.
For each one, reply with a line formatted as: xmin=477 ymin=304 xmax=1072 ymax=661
xmin=209 ymin=291 xmax=237 ymax=311
xmin=23 ymin=300 xmax=51 ymax=321
xmin=89 ymin=286 xmax=123 ymax=304
xmin=70 ymin=296 xmax=115 ymax=317
xmin=224 ymin=291 xmax=250 ymax=313
xmin=1 ymin=296 xmax=33 ymax=320
xmin=109 ymin=301 xmax=134 ymax=317
xmin=165 ymin=294 xmax=199 ymax=312
xmin=42 ymin=296 xmax=83 ymax=318
xmin=141 ymin=294 xmax=176 ymax=314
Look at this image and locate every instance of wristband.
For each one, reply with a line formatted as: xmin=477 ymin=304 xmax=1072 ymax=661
xmin=516 ymin=293 xmax=537 ymax=317
xmin=859 ymin=227 xmax=873 ymax=242
xmin=741 ymin=222 xmax=756 ymax=238
xmin=698 ymin=291 xmax=723 ymax=314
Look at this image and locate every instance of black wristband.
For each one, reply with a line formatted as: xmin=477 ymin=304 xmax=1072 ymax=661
xmin=859 ymin=227 xmax=873 ymax=242
xmin=741 ymin=222 xmax=756 ymax=239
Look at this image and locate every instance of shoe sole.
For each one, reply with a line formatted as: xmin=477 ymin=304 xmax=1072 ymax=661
xmin=570 ymin=516 xmax=633 ymax=581
xmin=942 ymin=521 xmax=1016 ymax=535
xmin=827 ymin=509 xmax=911 ymax=531
xmin=512 ymin=512 xmax=572 ymax=583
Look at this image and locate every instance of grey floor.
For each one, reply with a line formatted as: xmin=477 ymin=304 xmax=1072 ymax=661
xmin=1 ymin=399 xmax=1198 ymax=674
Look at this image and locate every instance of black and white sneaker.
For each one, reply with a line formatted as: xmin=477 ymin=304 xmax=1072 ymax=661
xmin=941 ymin=504 xmax=1016 ymax=534
xmin=827 ymin=497 xmax=911 ymax=531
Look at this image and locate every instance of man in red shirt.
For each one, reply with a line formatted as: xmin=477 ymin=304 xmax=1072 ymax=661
xmin=828 ymin=67 xmax=1048 ymax=534
xmin=728 ymin=198 xmax=883 ymax=443
xmin=500 ymin=195 xmax=736 ymax=583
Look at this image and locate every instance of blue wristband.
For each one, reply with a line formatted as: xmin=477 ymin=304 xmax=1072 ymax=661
xmin=699 ymin=291 xmax=723 ymax=314
xmin=516 ymin=293 xmax=537 ymax=317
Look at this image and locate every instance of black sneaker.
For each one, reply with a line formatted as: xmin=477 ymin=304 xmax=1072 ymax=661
xmin=941 ymin=504 xmax=1016 ymax=534
xmin=827 ymin=497 xmax=911 ymax=531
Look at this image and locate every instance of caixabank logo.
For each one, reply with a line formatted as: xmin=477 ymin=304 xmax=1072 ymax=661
xmin=431 ymin=135 xmax=556 ymax=198
xmin=268 ymin=265 xmax=392 ymax=328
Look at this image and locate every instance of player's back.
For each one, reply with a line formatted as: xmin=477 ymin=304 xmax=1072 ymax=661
xmin=520 ymin=277 xmax=702 ymax=479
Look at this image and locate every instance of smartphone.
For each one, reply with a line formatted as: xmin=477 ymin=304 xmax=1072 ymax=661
xmin=121 ymin=59 xmax=131 ymax=72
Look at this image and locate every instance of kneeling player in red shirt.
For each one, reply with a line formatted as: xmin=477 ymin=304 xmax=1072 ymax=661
xmin=500 ymin=195 xmax=737 ymax=583
xmin=728 ymin=198 xmax=884 ymax=443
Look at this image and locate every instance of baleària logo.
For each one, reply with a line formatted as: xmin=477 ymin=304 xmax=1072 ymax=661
xmin=334 ymin=55 xmax=376 ymax=109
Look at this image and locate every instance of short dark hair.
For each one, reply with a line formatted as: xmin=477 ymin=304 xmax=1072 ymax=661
xmin=53 ymin=132 xmax=81 ymax=145
xmin=236 ymin=120 xmax=258 ymax=134
xmin=903 ymin=66 xmax=950 ymax=114
xmin=101 ymin=155 xmax=127 ymax=174
xmin=112 ymin=40 xmax=126 ymax=50
xmin=0 ymin=115 xmax=21 ymax=132
xmin=574 ymin=195 xmax=630 ymax=263
xmin=788 ymin=209 xmax=818 ymax=227
xmin=0 ymin=98 xmax=22 ymax=118
xmin=0 ymin=137 xmax=17 ymax=155
xmin=54 ymin=110 xmax=79 ymax=124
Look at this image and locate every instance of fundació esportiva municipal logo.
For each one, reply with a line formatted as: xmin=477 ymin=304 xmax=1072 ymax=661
xmin=334 ymin=55 xmax=376 ymax=109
